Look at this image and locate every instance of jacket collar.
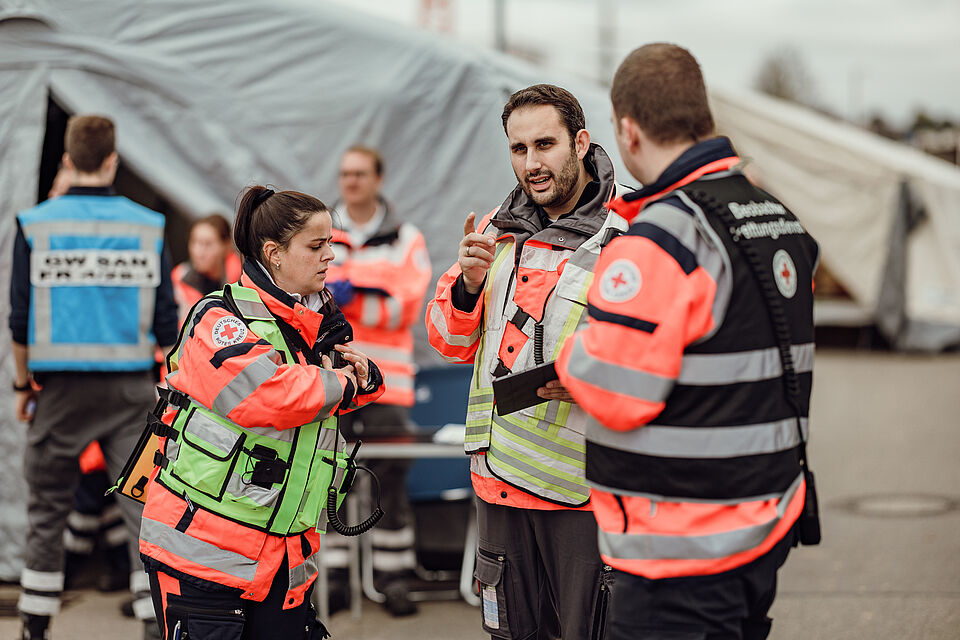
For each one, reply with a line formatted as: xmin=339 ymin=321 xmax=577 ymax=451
xmin=332 ymin=196 xmax=402 ymax=247
xmin=65 ymin=186 xmax=116 ymax=196
xmin=493 ymin=143 xmax=617 ymax=251
xmin=238 ymin=258 xmax=326 ymax=346
xmin=607 ymin=137 xmax=740 ymax=224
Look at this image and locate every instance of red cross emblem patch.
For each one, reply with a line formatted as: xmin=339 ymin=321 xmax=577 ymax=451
xmin=599 ymin=259 xmax=642 ymax=303
xmin=212 ymin=316 xmax=247 ymax=347
xmin=773 ymin=250 xmax=798 ymax=299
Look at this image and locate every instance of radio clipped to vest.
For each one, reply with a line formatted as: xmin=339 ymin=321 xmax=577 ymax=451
xmin=691 ymin=187 xmax=821 ymax=546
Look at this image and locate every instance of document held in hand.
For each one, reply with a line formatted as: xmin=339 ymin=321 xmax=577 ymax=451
xmin=492 ymin=361 xmax=559 ymax=416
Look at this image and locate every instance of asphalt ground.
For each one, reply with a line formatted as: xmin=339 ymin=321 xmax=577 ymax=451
xmin=1 ymin=349 xmax=958 ymax=639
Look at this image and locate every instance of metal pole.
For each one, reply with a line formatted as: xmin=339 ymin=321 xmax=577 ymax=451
xmin=494 ymin=0 xmax=506 ymax=52
xmin=598 ymin=0 xmax=616 ymax=84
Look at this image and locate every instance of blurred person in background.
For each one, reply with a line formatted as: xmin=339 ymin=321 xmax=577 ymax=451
xmin=426 ymin=84 xmax=627 ymax=639
xmin=9 ymin=114 xmax=179 ymax=640
xmin=171 ymin=213 xmax=242 ymax=323
xmin=323 ymin=146 xmax=432 ymax=616
xmin=556 ymin=43 xmax=819 ymax=640
xmin=140 ymin=186 xmax=383 ymax=639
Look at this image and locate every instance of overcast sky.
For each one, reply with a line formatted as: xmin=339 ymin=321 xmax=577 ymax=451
xmin=324 ymin=0 xmax=960 ymax=128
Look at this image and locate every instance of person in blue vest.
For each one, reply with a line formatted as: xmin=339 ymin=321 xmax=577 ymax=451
xmin=9 ymin=114 xmax=179 ymax=640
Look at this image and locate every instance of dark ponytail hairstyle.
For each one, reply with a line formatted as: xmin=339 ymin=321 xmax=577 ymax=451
xmin=234 ymin=186 xmax=329 ymax=264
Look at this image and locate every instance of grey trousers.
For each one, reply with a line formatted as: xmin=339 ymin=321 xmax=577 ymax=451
xmin=476 ymin=500 xmax=613 ymax=640
xmin=19 ymin=371 xmax=155 ymax=620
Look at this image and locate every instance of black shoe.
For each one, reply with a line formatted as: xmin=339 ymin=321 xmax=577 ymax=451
xmin=381 ymin=581 xmax=417 ymax=617
xmin=20 ymin=614 xmax=50 ymax=640
xmin=120 ymin=596 xmax=135 ymax=618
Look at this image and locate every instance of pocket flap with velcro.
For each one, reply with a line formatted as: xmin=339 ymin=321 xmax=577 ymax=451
xmin=474 ymin=552 xmax=504 ymax=587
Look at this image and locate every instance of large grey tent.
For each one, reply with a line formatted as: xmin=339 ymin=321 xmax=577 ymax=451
xmin=2 ymin=0 xmax=960 ymax=579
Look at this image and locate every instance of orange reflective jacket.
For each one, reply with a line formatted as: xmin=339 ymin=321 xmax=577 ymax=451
xmin=328 ymin=204 xmax=431 ymax=407
xmin=141 ymin=262 xmax=383 ymax=607
xmin=557 ymin=138 xmax=818 ymax=579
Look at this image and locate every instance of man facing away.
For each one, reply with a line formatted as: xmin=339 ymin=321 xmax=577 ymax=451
xmin=556 ymin=43 xmax=820 ymax=639
xmin=427 ymin=84 xmax=626 ymax=639
xmin=9 ymin=115 xmax=179 ymax=639
xmin=324 ymin=145 xmax=432 ymax=616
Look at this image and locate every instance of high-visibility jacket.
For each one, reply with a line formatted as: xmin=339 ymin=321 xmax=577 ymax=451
xmin=140 ymin=264 xmax=383 ymax=607
xmin=427 ymin=144 xmax=626 ymax=509
xmin=171 ymin=252 xmax=242 ymax=324
xmin=556 ymin=137 xmax=819 ymax=579
xmin=328 ymin=201 xmax=431 ymax=407
xmin=17 ymin=193 xmax=165 ymax=371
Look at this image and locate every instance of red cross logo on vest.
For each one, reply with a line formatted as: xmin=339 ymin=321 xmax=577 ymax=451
xmin=773 ymin=250 xmax=798 ymax=299
xmin=212 ymin=316 xmax=248 ymax=347
xmin=599 ymin=259 xmax=642 ymax=303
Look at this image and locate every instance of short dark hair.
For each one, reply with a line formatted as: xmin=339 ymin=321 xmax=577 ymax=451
xmin=501 ymin=84 xmax=585 ymax=145
xmin=611 ymin=43 xmax=715 ymax=145
xmin=344 ymin=145 xmax=384 ymax=177
xmin=233 ymin=186 xmax=328 ymax=263
xmin=65 ymin=115 xmax=116 ymax=173
xmin=190 ymin=214 xmax=232 ymax=243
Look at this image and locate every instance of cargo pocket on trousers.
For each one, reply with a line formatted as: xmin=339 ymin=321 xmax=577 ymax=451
xmin=166 ymin=604 xmax=245 ymax=640
xmin=475 ymin=549 xmax=512 ymax=638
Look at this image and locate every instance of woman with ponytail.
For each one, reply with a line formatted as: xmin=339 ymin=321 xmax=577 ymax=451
xmin=139 ymin=186 xmax=383 ymax=639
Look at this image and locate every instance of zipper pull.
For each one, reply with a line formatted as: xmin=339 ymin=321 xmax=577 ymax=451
xmin=182 ymin=491 xmax=195 ymax=513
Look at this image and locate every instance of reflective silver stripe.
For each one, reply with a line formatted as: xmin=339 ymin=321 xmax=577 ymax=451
xmin=21 ymin=569 xmax=64 ymax=592
xmin=491 ymin=413 xmax=584 ymax=461
xmin=18 ymin=593 xmax=60 ymax=616
xmin=361 ymin=294 xmax=381 ymax=326
xmin=383 ymin=372 xmax=413 ymax=392
xmin=470 ymin=453 xmax=491 ymax=477
xmin=518 ymin=243 xmax=569 ymax=270
xmin=487 ymin=443 xmax=588 ymax=502
xmin=244 ymin=424 xmax=297 ymax=444
xmin=317 ymin=423 xmax=339 ymax=452
xmin=28 ymin=342 xmax=155 ymax=364
xmin=429 ymin=303 xmax=480 ymax=348
xmin=225 ymin=472 xmax=280 ymax=507
xmin=385 ymin=296 xmax=402 ymax=330
xmin=132 ymin=596 xmax=156 ymax=620
xmin=140 ymin=517 xmax=258 ymax=582
xmin=233 ymin=298 xmax=272 ymax=320
xmin=678 ymin=343 xmax=815 ymax=385
xmin=67 ymin=511 xmax=102 ymax=532
xmin=184 ymin=410 xmax=242 ymax=455
xmin=371 ymin=548 xmax=417 ymax=571
xmin=597 ymin=473 xmax=803 ymax=560
xmin=565 ymin=335 xmax=674 ymax=403
xmin=22 ymin=220 xmax=163 ymax=243
xmin=588 ymin=478 xmax=788 ymax=505
xmin=371 ymin=526 xmax=415 ymax=548
xmin=212 ymin=352 xmax=280 ymax=416
xmin=587 ymin=416 xmax=808 ymax=459
xmin=310 ymin=370 xmax=344 ymax=422
xmin=352 ymin=342 xmax=410 ymax=365
xmin=289 ymin=549 xmax=320 ymax=590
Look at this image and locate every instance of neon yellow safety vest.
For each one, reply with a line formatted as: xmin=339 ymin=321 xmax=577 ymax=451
xmin=464 ymin=214 xmax=627 ymax=506
xmin=157 ymin=283 xmax=349 ymax=535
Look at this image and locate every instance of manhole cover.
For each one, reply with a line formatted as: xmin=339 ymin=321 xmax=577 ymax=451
xmin=833 ymin=494 xmax=960 ymax=518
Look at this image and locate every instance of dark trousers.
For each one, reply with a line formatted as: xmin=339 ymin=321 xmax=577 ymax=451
xmin=146 ymin=558 xmax=327 ymax=640
xmin=19 ymin=371 xmax=154 ymax=619
xmin=476 ymin=501 xmax=612 ymax=640
xmin=605 ymin=529 xmax=796 ymax=640
xmin=335 ymin=403 xmax=416 ymax=580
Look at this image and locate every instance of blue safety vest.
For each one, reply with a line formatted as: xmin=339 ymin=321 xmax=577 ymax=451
xmin=18 ymin=194 xmax=165 ymax=371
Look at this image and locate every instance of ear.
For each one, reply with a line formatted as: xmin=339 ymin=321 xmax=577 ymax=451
xmin=261 ymin=240 xmax=281 ymax=266
xmin=620 ymin=116 xmax=642 ymax=154
xmin=62 ymin=153 xmax=75 ymax=171
xmin=102 ymin=151 xmax=119 ymax=173
xmin=574 ymin=128 xmax=591 ymax=161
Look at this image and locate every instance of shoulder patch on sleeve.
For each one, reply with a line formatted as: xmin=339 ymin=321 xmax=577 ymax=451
xmin=598 ymin=258 xmax=642 ymax=303
xmin=211 ymin=316 xmax=247 ymax=347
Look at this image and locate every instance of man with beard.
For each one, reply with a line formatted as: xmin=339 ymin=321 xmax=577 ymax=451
xmin=426 ymin=84 xmax=626 ymax=639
